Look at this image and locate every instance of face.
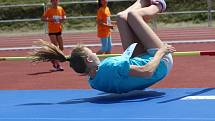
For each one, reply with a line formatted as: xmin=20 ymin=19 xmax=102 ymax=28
xmin=83 ymin=47 xmax=100 ymax=67
xmin=51 ymin=0 xmax=59 ymax=6
xmin=101 ymin=0 xmax=107 ymax=7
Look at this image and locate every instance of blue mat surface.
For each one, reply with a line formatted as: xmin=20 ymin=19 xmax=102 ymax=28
xmin=0 ymin=88 xmax=215 ymax=121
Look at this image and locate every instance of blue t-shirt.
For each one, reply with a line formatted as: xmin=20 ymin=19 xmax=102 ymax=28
xmin=88 ymin=44 xmax=168 ymax=93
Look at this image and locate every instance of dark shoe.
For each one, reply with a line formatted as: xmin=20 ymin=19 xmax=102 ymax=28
xmin=52 ymin=64 xmax=64 ymax=71
xmin=56 ymin=65 xmax=64 ymax=71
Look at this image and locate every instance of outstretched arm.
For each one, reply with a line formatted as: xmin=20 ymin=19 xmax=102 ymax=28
xmin=129 ymin=44 xmax=176 ymax=77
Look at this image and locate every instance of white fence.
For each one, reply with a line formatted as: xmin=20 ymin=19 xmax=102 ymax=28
xmin=0 ymin=0 xmax=214 ymax=31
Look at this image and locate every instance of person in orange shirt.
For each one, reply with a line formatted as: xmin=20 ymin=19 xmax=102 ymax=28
xmin=96 ymin=0 xmax=116 ymax=54
xmin=41 ymin=0 xmax=66 ymax=71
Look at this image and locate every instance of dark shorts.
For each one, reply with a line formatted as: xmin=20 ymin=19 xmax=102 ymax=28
xmin=48 ymin=32 xmax=62 ymax=36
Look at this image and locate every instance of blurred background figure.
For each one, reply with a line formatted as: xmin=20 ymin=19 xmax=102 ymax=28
xmin=41 ymin=0 xmax=66 ymax=71
xmin=96 ymin=0 xmax=116 ymax=54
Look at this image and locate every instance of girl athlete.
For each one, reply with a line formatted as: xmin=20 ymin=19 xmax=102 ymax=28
xmin=32 ymin=0 xmax=175 ymax=93
xmin=41 ymin=0 xmax=66 ymax=71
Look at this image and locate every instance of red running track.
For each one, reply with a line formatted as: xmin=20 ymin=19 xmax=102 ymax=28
xmin=0 ymin=27 xmax=215 ymax=90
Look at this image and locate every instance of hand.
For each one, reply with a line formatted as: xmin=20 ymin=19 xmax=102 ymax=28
xmin=108 ymin=24 xmax=115 ymax=29
xmin=160 ymin=43 xmax=176 ymax=54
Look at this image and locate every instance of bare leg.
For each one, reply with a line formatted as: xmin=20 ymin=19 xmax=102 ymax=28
xmin=117 ymin=0 xmax=150 ymax=50
xmin=49 ymin=35 xmax=58 ymax=67
xmin=127 ymin=5 xmax=163 ymax=49
xmin=56 ymin=35 xmax=64 ymax=51
xmin=49 ymin=35 xmax=59 ymax=47
xmin=117 ymin=14 xmax=137 ymax=50
xmin=49 ymin=35 xmax=63 ymax=70
xmin=56 ymin=35 xmax=64 ymax=70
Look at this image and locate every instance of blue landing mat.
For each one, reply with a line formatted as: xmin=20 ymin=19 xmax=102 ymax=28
xmin=0 ymin=88 xmax=215 ymax=121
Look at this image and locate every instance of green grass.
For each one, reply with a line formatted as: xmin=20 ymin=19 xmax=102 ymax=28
xmin=0 ymin=20 xmax=213 ymax=36
xmin=0 ymin=0 xmax=72 ymax=4
xmin=0 ymin=0 xmax=214 ymax=35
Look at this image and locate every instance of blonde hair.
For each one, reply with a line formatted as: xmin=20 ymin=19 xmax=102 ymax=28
xmin=31 ymin=39 xmax=88 ymax=74
xmin=31 ymin=39 xmax=68 ymax=62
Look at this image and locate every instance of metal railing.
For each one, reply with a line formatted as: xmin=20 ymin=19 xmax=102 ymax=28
xmin=0 ymin=0 xmax=214 ymax=30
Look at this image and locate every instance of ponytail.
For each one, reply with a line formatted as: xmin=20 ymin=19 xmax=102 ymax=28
xmin=31 ymin=39 xmax=69 ymax=63
xmin=31 ymin=39 xmax=88 ymax=74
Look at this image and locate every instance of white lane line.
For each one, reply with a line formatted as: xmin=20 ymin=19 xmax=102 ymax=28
xmin=1 ymin=39 xmax=215 ymax=51
xmin=181 ymin=96 xmax=215 ymax=100
xmin=0 ymin=43 xmax=122 ymax=51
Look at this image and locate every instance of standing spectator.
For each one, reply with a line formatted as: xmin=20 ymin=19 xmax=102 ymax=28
xmin=41 ymin=0 xmax=66 ymax=71
xmin=96 ymin=0 xmax=116 ymax=54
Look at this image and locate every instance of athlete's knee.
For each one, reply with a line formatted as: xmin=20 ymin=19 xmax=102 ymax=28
xmin=128 ymin=9 xmax=149 ymax=21
xmin=127 ymin=11 xmax=139 ymax=20
xmin=116 ymin=11 xmax=127 ymax=21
